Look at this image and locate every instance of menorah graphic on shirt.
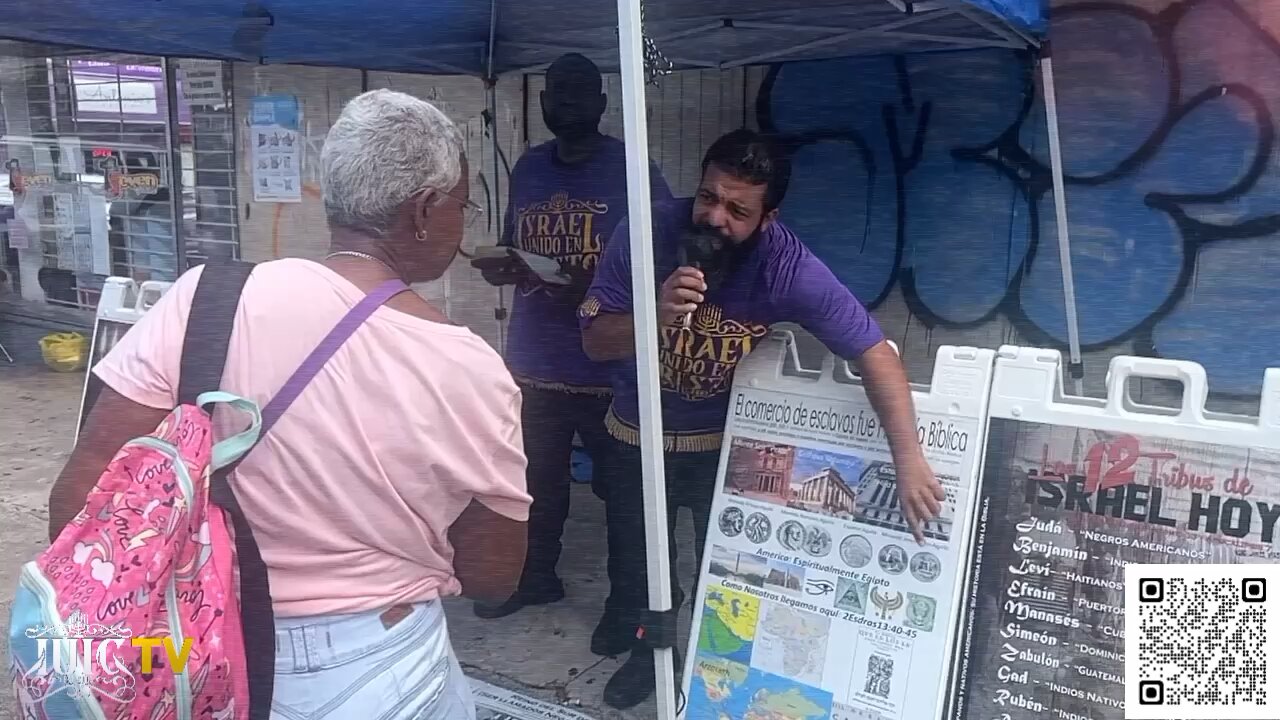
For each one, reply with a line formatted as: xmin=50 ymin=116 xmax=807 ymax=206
xmin=578 ymin=297 xmax=601 ymax=319
xmin=689 ymin=305 xmax=768 ymax=340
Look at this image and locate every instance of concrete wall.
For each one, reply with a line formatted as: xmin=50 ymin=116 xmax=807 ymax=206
xmin=756 ymin=0 xmax=1280 ymax=412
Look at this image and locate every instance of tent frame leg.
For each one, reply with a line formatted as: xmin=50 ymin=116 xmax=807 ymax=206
xmin=1040 ymin=43 xmax=1085 ymax=396
xmin=486 ymin=0 xmax=509 ymax=355
xmin=616 ymin=0 xmax=678 ymax=719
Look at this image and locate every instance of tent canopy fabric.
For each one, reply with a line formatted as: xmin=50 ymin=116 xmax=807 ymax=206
xmin=4 ymin=0 xmax=1044 ymax=76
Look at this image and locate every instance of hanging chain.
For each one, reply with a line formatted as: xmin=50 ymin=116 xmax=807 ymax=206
xmin=639 ymin=0 xmax=673 ymax=85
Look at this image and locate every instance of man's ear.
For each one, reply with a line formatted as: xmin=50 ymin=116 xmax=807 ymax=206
xmin=593 ymin=92 xmax=607 ymax=117
xmin=761 ymin=207 xmax=780 ymax=231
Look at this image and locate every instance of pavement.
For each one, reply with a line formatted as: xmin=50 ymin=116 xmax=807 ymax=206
xmin=0 ymin=318 xmax=697 ymax=720
xmin=1 ymin=320 xmax=82 ymax=720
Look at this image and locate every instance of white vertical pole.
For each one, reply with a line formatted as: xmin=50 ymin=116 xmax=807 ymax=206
xmin=486 ymin=0 xmax=509 ymax=355
xmin=1040 ymin=45 xmax=1085 ymax=396
xmin=616 ymin=0 xmax=678 ymax=718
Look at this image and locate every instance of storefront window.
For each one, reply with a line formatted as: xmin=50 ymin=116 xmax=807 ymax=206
xmin=0 ymin=45 xmax=237 ymax=314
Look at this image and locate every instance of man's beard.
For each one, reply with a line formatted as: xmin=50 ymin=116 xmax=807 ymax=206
xmin=679 ymin=222 xmax=759 ymax=293
xmin=543 ymin=108 xmax=597 ymax=143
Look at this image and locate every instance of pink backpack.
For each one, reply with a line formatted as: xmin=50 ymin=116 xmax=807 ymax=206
xmin=8 ymin=263 xmax=408 ymax=720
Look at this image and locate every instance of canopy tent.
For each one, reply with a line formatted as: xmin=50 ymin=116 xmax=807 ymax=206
xmin=1 ymin=1 xmax=1066 ymax=718
xmin=4 ymin=0 xmax=1043 ymax=76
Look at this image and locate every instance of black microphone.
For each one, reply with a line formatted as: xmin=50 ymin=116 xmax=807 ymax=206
xmin=677 ymin=225 xmax=729 ymax=328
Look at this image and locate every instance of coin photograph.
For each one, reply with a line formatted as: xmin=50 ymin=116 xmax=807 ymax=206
xmin=719 ymin=506 xmax=745 ymax=537
xmin=839 ymin=534 xmax=874 ymax=568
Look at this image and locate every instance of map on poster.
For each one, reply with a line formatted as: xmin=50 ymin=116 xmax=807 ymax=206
xmin=951 ymin=418 xmax=1280 ymax=720
xmin=683 ymin=341 xmax=991 ymax=720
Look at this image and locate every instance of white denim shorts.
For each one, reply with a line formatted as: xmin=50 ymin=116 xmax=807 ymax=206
xmin=270 ymin=601 xmax=475 ymax=720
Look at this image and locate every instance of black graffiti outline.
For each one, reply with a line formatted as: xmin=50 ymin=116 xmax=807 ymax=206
xmin=759 ymin=0 xmax=1280 ymax=390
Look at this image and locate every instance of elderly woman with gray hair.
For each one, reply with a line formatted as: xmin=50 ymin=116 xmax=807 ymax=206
xmin=49 ymin=90 xmax=530 ymax=718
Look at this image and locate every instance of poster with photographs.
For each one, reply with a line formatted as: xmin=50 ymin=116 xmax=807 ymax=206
xmin=684 ymin=341 xmax=992 ymax=720
xmin=950 ymin=418 xmax=1280 ymax=720
xmin=250 ymin=94 xmax=301 ymax=203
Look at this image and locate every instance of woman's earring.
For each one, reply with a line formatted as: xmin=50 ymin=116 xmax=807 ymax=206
xmin=416 ymin=229 xmax=429 ymax=242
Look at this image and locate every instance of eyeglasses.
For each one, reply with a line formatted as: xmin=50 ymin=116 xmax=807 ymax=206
xmin=436 ymin=189 xmax=484 ymax=228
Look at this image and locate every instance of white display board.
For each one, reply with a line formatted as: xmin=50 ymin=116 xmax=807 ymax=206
xmin=75 ymin=276 xmax=174 ymax=438
xmin=681 ymin=332 xmax=995 ymax=720
xmin=950 ymin=347 xmax=1280 ymax=720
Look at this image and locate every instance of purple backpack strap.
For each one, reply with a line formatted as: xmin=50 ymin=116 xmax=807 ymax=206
xmin=259 ymin=278 xmax=407 ymax=434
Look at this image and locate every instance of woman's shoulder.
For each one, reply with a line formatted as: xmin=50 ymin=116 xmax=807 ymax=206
xmin=242 ymin=259 xmax=517 ymax=393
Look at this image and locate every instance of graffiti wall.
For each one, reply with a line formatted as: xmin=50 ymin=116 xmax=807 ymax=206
xmin=764 ymin=0 xmax=1280 ymax=406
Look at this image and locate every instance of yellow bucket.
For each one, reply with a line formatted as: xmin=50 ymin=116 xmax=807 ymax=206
xmin=39 ymin=332 xmax=88 ymax=373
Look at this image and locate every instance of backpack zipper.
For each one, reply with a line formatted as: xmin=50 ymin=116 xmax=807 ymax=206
xmin=125 ymin=436 xmax=196 ymax=720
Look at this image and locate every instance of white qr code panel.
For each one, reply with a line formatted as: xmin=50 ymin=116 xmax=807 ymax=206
xmin=1125 ymin=564 xmax=1280 ymax=719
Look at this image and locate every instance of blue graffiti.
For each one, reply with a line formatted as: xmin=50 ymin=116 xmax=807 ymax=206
xmin=763 ymin=0 xmax=1280 ymax=396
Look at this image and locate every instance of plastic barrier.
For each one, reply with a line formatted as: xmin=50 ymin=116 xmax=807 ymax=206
xmin=949 ymin=347 xmax=1280 ymax=720
xmin=681 ymin=331 xmax=996 ymax=720
xmin=75 ymin=276 xmax=174 ymax=438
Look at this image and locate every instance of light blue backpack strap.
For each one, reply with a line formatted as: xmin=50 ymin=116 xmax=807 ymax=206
xmin=197 ymin=391 xmax=263 ymax=470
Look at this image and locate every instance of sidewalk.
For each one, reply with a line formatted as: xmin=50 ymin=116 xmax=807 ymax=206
xmin=0 ymin=322 xmax=81 ymax=720
xmin=0 ymin=324 xmax=694 ymax=719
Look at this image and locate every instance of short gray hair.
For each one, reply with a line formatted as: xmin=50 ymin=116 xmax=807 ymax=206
xmin=321 ymin=89 xmax=463 ymax=235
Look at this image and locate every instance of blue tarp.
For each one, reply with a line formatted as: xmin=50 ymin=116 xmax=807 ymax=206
xmin=967 ymin=0 xmax=1047 ymax=34
xmin=3 ymin=0 xmax=1045 ymax=75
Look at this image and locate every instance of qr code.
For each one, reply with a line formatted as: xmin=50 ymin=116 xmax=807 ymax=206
xmin=1124 ymin=564 xmax=1279 ymax=719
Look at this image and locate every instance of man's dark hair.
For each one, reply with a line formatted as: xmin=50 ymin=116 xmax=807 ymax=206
xmin=700 ymin=129 xmax=791 ymax=212
xmin=546 ymin=53 xmax=603 ymax=95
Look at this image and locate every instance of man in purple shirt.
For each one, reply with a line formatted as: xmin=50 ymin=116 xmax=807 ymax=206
xmin=478 ymin=53 xmax=672 ymax=621
xmin=578 ymin=129 xmax=945 ymax=708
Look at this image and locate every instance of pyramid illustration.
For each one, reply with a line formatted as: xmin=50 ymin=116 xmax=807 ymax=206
xmin=838 ymin=584 xmax=866 ymax=614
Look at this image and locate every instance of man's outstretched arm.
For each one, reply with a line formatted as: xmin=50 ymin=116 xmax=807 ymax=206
xmin=854 ymin=341 xmax=943 ymax=544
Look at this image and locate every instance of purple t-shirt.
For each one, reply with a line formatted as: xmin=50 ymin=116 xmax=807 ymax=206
xmin=578 ymin=199 xmax=885 ymax=452
xmin=502 ymin=137 xmax=672 ymax=392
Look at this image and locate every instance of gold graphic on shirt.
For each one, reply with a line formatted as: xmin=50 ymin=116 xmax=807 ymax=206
xmin=659 ymin=304 xmax=768 ymax=402
xmin=517 ymin=192 xmax=609 ymax=270
xmin=578 ymin=296 xmax=601 ymax=319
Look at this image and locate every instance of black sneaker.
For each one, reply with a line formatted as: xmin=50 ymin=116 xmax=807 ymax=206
xmin=590 ymin=607 xmax=635 ymax=657
xmin=602 ymin=646 xmax=681 ymax=710
xmin=473 ymin=579 xmax=565 ymax=620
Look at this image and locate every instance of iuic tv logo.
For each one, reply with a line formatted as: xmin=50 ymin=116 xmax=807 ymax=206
xmin=131 ymin=637 xmax=195 ymax=673
xmin=22 ymin=610 xmax=195 ymax=702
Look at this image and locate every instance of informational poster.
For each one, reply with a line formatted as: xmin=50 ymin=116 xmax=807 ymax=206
xmin=181 ymin=60 xmax=226 ymax=106
xmin=7 ymin=218 xmax=29 ymax=250
xmin=953 ymin=419 xmax=1280 ymax=720
xmin=85 ymin=192 xmax=111 ymax=275
xmin=470 ymin=679 xmax=594 ymax=720
xmin=683 ymin=338 xmax=994 ymax=720
xmin=53 ymin=192 xmax=76 ymax=270
xmin=250 ymin=94 xmax=301 ymax=203
xmin=950 ymin=349 xmax=1280 ymax=720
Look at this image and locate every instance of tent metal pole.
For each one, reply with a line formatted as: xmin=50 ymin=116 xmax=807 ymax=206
xmin=616 ymin=0 xmax=678 ymax=718
xmin=1040 ymin=45 xmax=1084 ymax=396
xmin=162 ymin=57 xmax=188 ymax=274
xmin=487 ymin=0 xmax=508 ymax=354
xmin=487 ymin=0 xmax=500 ymax=207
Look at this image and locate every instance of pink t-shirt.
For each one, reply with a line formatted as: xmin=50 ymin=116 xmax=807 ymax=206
xmin=93 ymin=258 xmax=531 ymax=617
